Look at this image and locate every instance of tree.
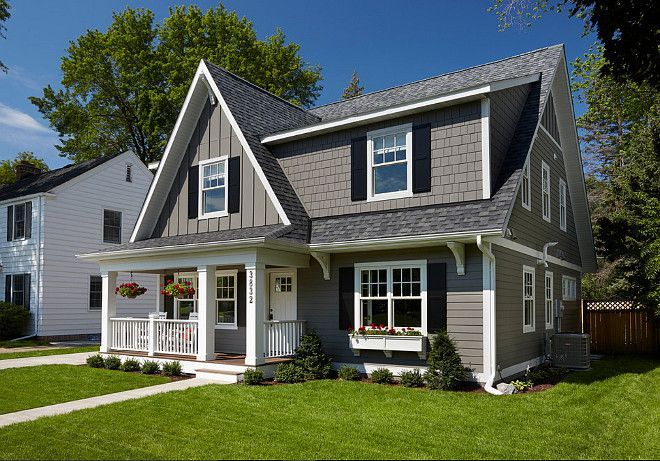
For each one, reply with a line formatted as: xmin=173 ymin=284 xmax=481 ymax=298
xmin=489 ymin=0 xmax=660 ymax=87
xmin=0 ymin=0 xmax=10 ymax=73
xmin=341 ymin=70 xmax=364 ymax=100
xmin=30 ymin=5 xmax=323 ymax=164
xmin=0 ymin=151 xmax=50 ymax=185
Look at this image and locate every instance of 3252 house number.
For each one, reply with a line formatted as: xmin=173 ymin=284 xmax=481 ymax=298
xmin=248 ymin=270 xmax=254 ymax=304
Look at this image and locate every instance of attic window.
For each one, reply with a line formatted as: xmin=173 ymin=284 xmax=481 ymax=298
xmin=199 ymin=157 xmax=228 ymax=218
xmin=126 ymin=164 xmax=132 ymax=183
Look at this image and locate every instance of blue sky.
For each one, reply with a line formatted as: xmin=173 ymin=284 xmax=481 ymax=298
xmin=0 ymin=1 xmax=595 ymax=169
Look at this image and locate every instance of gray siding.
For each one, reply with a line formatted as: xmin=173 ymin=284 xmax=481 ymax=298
xmin=273 ymin=101 xmax=483 ymax=218
xmin=541 ymin=92 xmax=561 ymax=145
xmin=153 ymin=100 xmax=281 ymax=238
xmin=507 ymin=129 xmax=581 ymax=266
xmin=298 ymin=246 xmax=484 ymax=373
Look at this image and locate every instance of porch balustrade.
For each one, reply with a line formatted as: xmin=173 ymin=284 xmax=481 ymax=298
xmin=265 ymin=320 xmax=306 ymax=358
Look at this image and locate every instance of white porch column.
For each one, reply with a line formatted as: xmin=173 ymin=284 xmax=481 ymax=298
xmin=197 ymin=265 xmax=216 ymax=361
xmin=100 ymin=271 xmax=117 ymax=353
xmin=245 ymin=262 xmax=266 ymax=366
xmin=156 ymin=274 xmax=164 ymax=313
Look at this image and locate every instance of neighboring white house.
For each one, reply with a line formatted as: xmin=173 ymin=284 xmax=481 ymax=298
xmin=0 ymin=151 xmax=157 ymax=339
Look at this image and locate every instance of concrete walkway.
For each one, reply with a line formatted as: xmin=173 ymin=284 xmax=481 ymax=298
xmin=0 ymin=352 xmax=96 ymax=370
xmin=0 ymin=378 xmax=216 ymax=428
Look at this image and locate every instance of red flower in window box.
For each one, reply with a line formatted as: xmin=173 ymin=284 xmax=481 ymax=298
xmin=115 ymin=282 xmax=147 ymax=299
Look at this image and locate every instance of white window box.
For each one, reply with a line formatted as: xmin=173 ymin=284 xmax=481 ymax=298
xmin=348 ymin=334 xmax=427 ymax=359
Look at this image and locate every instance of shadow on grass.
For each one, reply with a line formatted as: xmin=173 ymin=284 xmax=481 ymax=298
xmin=562 ymin=354 xmax=659 ymax=385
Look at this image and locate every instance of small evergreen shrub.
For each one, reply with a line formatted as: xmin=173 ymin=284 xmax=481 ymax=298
xmin=424 ymin=331 xmax=465 ymax=390
xmin=162 ymin=361 xmax=182 ymax=376
xmin=86 ymin=354 xmax=105 ymax=368
xmin=0 ymin=302 xmax=31 ymax=340
xmin=243 ymin=368 xmax=264 ymax=385
xmin=370 ymin=368 xmax=393 ymax=384
xmin=274 ymin=363 xmax=305 ymax=383
xmin=338 ymin=365 xmax=360 ymax=381
xmin=104 ymin=355 xmax=121 ymax=370
xmin=120 ymin=358 xmax=141 ymax=372
xmin=294 ymin=331 xmax=332 ymax=380
xmin=141 ymin=360 xmax=161 ymax=374
xmin=510 ymin=379 xmax=534 ymax=392
xmin=399 ymin=369 xmax=425 ymax=388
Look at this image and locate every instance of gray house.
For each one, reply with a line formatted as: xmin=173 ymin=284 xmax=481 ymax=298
xmin=82 ymin=44 xmax=595 ymax=387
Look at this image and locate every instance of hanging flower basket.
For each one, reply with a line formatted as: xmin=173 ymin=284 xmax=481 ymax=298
xmin=115 ymin=282 xmax=148 ymax=299
xmin=161 ymin=279 xmax=195 ymax=298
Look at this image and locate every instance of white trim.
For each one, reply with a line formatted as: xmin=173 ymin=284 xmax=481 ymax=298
xmin=521 ymin=158 xmax=531 ymax=211
xmin=198 ymin=156 xmax=229 ymax=220
xmin=541 ymin=160 xmax=551 ymax=223
xmin=561 ymin=275 xmax=577 ymax=301
xmin=481 ymin=98 xmax=491 ymax=199
xmin=522 ymin=265 xmax=536 ymax=333
xmin=490 ymin=236 xmax=582 ymax=272
xmin=499 ymin=355 xmax=545 ymax=380
xmin=261 ymin=73 xmax=540 ymax=144
xmin=539 ymin=124 xmax=562 ymax=152
xmin=0 ymin=192 xmax=55 ymax=206
xmin=559 ymin=178 xmax=567 ymax=232
xmin=446 ymin=241 xmax=466 ymax=276
xmin=545 ymin=270 xmax=554 ymax=330
xmin=366 ymin=123 xmax=413 ymax=202
xmin=215 ymin=269 xmax=239 ymax=329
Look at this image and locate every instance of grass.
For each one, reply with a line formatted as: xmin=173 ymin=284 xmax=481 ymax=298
xmin=0 ymin=356 xmax=657 ymax=459
xmin=0 ymin=365 xmax=169 ymax=414
xmin=0 ymin=339 xmax=52 ymax=348
xmin=0 ymin=345 xmax=99 ymax=360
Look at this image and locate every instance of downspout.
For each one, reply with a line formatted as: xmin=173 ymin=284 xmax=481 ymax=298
xmin=476 ymin=235 xmax=502 ymax=395
xmin=34 ymin=195 xmax=43 ymax=336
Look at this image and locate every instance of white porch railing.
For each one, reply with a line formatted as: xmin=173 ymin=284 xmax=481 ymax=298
xmin=265 ymin=320 xmax=306 ymax=358
xmin=110 ymin=318 xmax=150 ymax=352
xmin=109 ymin=317 xmax=198 ymax=357
xmin=154 ymin=319 xmax=198 ymax=356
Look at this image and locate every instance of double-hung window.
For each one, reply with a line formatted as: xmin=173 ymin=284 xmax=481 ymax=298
xmin=175 ymin=275 xmax=197 ymax=319
xmin=5 ymin=273 xmax=29 ymax=308
xmin=355 ymin=261 xmax=426 ymax=332
xmin=521 ymin=159 xmax=531 ymax=210
xmin=545 ymin=271 xmax=554 ymax=329
xmin=541 ymin=161 xmax=551 ymax=222
xmin=103 ymin=209 xmax=122 ymax=244
xmin=7 ymin=201 xmax=31 ymax=241
xmin=523 ymin=266 xmax=535 ymax=333
xmin=216 ymin=271 xmax=237 ymax=328
xmin=559 ymin=178 xmax=567 ymax=231
xmin=367 ymin=124 xmax=413 ymax=201
xmin=562 ymin=276 xmax=577 ymax=301
xmin=199 ymin=157 xmax=228 ymax=218
xmin=89 ymin=275 xmax=102 ymax=311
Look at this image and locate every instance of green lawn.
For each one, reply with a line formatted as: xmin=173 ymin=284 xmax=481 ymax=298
xmin=0 ymin=356 xmax=657 ymax=460
xmin=0 ymin=345 xmax=99 ymax=360
xmin=0 ymin=365 xmax=169 ymax=414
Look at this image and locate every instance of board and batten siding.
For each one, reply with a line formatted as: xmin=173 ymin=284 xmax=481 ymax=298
xmin=152 ymin=100 xmax=281 ymax=238
xmin=272 ymin=101 xmax=483 ymax=218
xmin=297 ymin=246 xmax=484 ymax=373
xmin=39 ymin=154 xmax=157 ymax=336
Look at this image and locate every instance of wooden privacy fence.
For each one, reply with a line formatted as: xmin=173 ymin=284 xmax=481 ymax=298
xmin=583 ymin=300 xmax=659 ymax=354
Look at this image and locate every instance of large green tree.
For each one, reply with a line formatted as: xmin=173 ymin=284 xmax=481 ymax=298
xmin=30 ymin=4 xmax=322 ymax=164
xmin=0 ymin=151 xmax=49 ymax=185
xmin=0 ymin=0 xmax=10 ymax=73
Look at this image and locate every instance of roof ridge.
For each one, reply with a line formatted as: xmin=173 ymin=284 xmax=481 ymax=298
xmin=311 ymin=44 xmax=563 ymax=111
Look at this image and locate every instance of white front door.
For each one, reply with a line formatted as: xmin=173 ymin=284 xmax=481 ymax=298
xmin=269 ymin=271 xmax=297 ymax=320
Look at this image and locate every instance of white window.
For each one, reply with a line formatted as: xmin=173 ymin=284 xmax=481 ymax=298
xmin=175 ymin=275 xmax=197 ymax=320
xmin=103 ymin=209 xmax=122 ymax=244
xmin=521 ymin=158 xmax=531 ymax=210
xmin=274 ymin=276 xmax=292 ymax=292
xmin=5 ymin=273 xmax=28 ymax=307
xmin=523 ymin=266 xmax=535 ymax=333
xmin=355 ymin=261 xmax=426 ymax=332
xmin=559 ymin=178 xmax=567 ymax=231
xmin=199 ymin=157 xmax=228 ymax=218
xmin=541 ymin=161 xmax=551 ymax=222
xmin=216 ymin=271 xmax=237 ymax=329
xmin=545 ymin=271 xmax=554 ymax=329
xmin=562 ymin=276 xmax=577 ymax=301
xmin=367 ymin=124 xmax=413 ymax=201
xmin=7 ymin=202 xmax=31 ymax=241
xmin=89 ymin=275 xmax=102 ymax=311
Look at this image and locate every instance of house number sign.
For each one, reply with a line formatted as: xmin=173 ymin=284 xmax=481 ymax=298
xmin=248 ymin=269 xmax=254 ymax=304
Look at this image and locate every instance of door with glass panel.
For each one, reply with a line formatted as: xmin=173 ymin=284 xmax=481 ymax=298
xmin=269 ymin=272 xmax=296 ymax=320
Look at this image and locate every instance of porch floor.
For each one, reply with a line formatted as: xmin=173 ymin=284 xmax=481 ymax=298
xmin=109 ymin=350 xmax=293 ymax=367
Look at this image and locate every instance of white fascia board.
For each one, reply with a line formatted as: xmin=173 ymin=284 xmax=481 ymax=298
xmin=489 ymin=236 xmax=583 ymax=272
xmin=261 ymin=73 xmax=540 ymax=145
xmin=0 ymin=192 xmax=55 ymax=205
xmin=481 ymin=98 xmax=491 ymax=199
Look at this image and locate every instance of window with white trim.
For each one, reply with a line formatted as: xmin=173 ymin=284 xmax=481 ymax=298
xmin=103 ymin=209 xmax=122 ymax=244
xmin=89 ymin=275 xmax=102 ymax=311
xmin=541 ymin=161 xmax=551 ymax=222
xmin=559 ymin=178 xmax=567 ymax=231
xmin=521 ymin=158 xmax=531 ymax=210
xmin=523 ymin=266 xmax=535 ymax=333
xmin=199 ymin=157 xmax=228 ymax=218
xmin=216 ymin=271 xmax=237 ymax=328
xmin=367 ymin=124 xmax=413 ymax=201
xmin=356 ymin=261 xmax=426 ymax=331
xmin=175 ymin=275 xmax=197 ymax=320
xmin=562 ymin=276 xmax=577 ymax=301
xmin=545 ymin=271 xmax=554 ymax=329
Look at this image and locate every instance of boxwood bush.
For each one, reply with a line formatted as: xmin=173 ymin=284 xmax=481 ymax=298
xmin=370 ymin=368 xmax=393 ymax=384
xmin=243 ymin=368 xmax=264 ymax=385
xmin=86 ymin=354 xmax=105 ymax=368
xmin=274 ymin=363 xmax=305 ymax=383
xmin=162 ymin=361 xmax=182 ymax=376
xmin=0 ymin=302 xmax=31 ymax=340
xmin=120 ymin=358 xmax=141 ymax=372
xmin=294 ymin=331 xmax=332 ymax=380
xmin=338 ymin=365 xmax=360 ymax=381
xmin=424 ymin=331 xmax=465 ymax=390
xmin=141 ymin=360 xmax=161 ymax=375
xmin=104 ymin=355 xmax=121 ymax=370
xmin=399 ymin=369 xmax=425 ymax=388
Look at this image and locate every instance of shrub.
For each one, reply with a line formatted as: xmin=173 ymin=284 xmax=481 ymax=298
xmin=338 ymin=365 xmax=360 ymax=381
xmin=86 ymin=354 xmax=105 ymax=368
xmin=274 ymin=363 xmax=305 ymax=383
xmin=294 ymin=331 xmax=332 ymax=380
xmin=510 ymin=379 xmax=534 ymax=392
xmin=141 ymin=360 xmax=161 ymax=374
xmin=162 ymin=361 xmax=182 ymax=376
xmin=424 ymin=331 xmax=465 ymax=390
xmin=120 ymin=358 xmax=141 ymax=372
xmin=104 ymin=355 xmax=121 ymax=370
xmin=370 ymin=368 xmax=393 ymax=384
xmin=399 ymin=369 xmax=425 ymax=388
xmin=526 ymin=364 xmax=566 ymax=384
xmin=243 ymin=368 xmax=264 ymax=385
xmin=0 ymin=302 xmax=31 ymax=340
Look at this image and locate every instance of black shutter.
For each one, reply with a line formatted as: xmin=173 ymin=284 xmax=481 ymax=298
xmin=188 ymin=165 xmax=199 ymax=219
xmin=228 ymin=157 xmax=240 ymax=213
xmin=25 ymin=201 xmax=32 ymax=239
xmin=6 ymin=205 xmax=13 ymax=241
xmin=412 ymin=124 xmax=431 ymax=193
xmin=350 ymin=137 xmax=367 ymax=201
xmin=4 ymin=275 xmax=10 ymax=303
xmin=237 ymin=271 xmax=246 ymax=328
xmin=338 ymin=267 xmax=355 ymax=330
xmin=23 ymin=274 xmax=31 ymax=310
xmin=427 ymin=262 xmax=447 ymax=333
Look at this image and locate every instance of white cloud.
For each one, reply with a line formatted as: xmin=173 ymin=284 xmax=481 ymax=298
xmin=0 ymin=66 xmax=43 ymax=91
xmin=0 ymin=102 xmax=53 ymax=134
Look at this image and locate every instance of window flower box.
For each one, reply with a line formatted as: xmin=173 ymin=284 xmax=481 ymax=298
xmin=348 ymin=332 xmax=427 ymax=359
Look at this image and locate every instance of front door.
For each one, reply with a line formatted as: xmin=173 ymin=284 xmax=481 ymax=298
xmin=269 ymin=271 xmax=296 ymax=320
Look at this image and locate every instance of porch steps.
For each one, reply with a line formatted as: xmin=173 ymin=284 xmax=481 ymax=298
xmin=194 ymin=368 xmax=243 ymax=384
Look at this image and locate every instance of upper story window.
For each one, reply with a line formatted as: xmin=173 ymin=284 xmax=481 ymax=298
xmin=6 ymin=201 xmax=32 ymax=241
xmin=541 ymin=161 xmax=551 ymax=222
xmin=199 ymin=157 xmax=228 ymax=218
xmin=367 ymin=124 xmax=413 ymax=201
xmin=559 ymin=178 xmax=567 ymax=231
xmin=523 ymin=265 xmax=535 ymax=333
xmin=562 ymin=276 xmax=577 ymax=301
xmin=103 ymin=209 xmax=122 ymax=244
xmin=125 ymin=164 xmax=133 ymax=183
xmin=521 ymin=159 xmax=531 ymax=211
